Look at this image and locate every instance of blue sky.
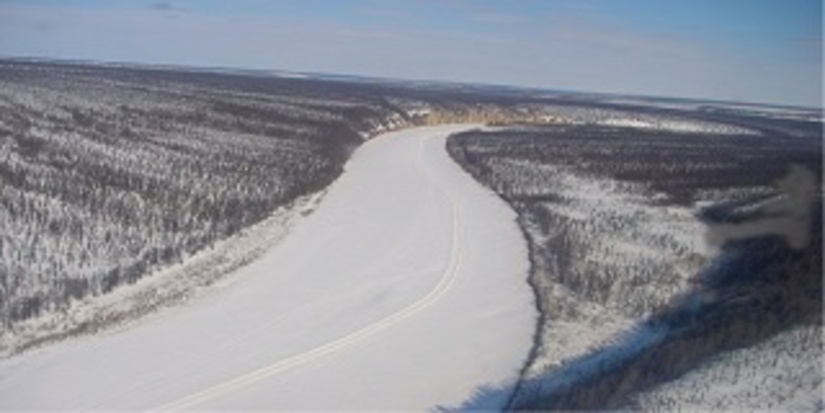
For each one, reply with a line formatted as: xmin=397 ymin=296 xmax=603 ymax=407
xmin=0 ymin=0 xmax=821 ymax=107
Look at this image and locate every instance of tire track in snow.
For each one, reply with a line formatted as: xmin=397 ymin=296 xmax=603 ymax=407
xmin=152 ymin=132 xmax=466 ymax=411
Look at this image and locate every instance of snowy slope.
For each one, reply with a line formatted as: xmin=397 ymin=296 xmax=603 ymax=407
xmin=0 ymin=125 xmax=536 ymax=410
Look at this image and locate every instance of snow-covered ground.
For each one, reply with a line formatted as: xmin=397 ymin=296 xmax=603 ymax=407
xmin=0 ymin=125 xmax=535 ymax=410
xmin=528 ymin=104 xmax=760 ymax=135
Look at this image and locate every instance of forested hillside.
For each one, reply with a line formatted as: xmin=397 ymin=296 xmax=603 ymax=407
xmin=447 ymin=110 xmax=822 ymax=410
xmin=0 ymin=59 xmax=567 ymax=355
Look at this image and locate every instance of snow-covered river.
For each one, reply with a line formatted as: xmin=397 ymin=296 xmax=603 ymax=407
xmin=0 ymin=125 xmax=535 ymax=410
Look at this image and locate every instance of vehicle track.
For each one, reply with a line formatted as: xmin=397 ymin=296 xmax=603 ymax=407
xmin=152 ymin=133 xmax=467 ymax=411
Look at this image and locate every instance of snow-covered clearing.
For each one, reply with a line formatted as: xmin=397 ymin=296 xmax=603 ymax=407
xmin=0 ymin=125 xmax=536 ymax=410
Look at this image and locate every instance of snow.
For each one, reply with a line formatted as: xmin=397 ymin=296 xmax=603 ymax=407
xmin=598 ymin=116 xmax=757 ymax=135
xmin=0 ymin=125 xmax=536 ymax=410
xmin=528 ymin=104 xmax=760 ymax=135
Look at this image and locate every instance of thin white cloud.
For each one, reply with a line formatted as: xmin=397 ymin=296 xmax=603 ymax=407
xmin=469 ymin=11 xmax=529 ymax=25
xmin=150 ymin=1 xmax=175 ymax=12
xmin=357 ymin=6 xmax=415 ymax=19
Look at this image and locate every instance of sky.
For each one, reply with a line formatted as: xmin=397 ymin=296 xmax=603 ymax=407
xmin=0 ymin=0 xmax=822 ymax=107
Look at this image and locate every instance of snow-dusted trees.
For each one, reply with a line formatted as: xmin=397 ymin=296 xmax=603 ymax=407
xmin=447 ymin=115 xmax=822 ymax=410
xmin=0 ymin=60 xmax=411 ymax=329
xmin=1 ymin=58 xmax=598 ymax=347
